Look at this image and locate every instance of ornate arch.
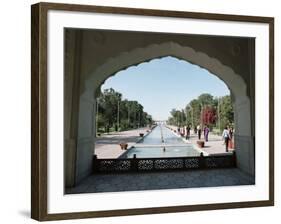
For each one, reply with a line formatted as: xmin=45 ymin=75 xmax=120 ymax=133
xmin=83 ymin=42 xmax=248 ymax=103
xmin=76 ymin=41 xmax=253 ymax=180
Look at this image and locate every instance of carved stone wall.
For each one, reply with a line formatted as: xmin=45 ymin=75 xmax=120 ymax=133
xmin=64 ymin=29 xmax=255 ymax=187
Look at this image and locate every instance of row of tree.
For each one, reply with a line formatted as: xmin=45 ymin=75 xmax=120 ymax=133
xmin=167 ymin=93 xmax=234 ymax=131
xmin=96 ymin=88 xmax=153 ymax=133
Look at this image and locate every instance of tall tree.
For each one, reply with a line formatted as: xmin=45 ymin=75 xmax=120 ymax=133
xmin=96 ymin=88 xmax=153 ymax=133
xmin=198 ymin=93 xmax=215 ymax=107
xmin=201 ymin=106 xmax=217 ymax=126
xmin=168 ymin=109 xmax=186 ymax=127
xmin=99 ymin=88 xmax=122 ymax=132
xmin=187 ymin=99 xmax=201 ymax=127
xmin=218 ymin=95 xmax=234 ymax=130
xmin=168 ymin=93 xmax=234 ymax=132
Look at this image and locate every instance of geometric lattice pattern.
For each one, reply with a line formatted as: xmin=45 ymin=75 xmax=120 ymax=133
xmin=185 ymin=158 xmax=200 ymax=169
xmin=205 ymin=156 xmax=235 ymax=168
xmin=93 ymin=154 xmax=236 ymax=173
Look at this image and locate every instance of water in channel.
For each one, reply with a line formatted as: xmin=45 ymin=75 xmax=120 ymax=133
xmin=123 ymin=125 xmax=200 ymax=158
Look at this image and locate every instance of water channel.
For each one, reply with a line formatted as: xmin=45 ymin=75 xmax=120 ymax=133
xmin=122 ymin=125 xmax=200 ymax=158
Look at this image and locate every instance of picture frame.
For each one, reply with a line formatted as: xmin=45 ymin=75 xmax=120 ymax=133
xmin=31 ymin=2 xmax=274 ymax=221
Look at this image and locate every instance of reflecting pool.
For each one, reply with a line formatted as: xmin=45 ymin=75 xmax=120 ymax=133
xmin=121 ymin=125 xmax=200 ymax=158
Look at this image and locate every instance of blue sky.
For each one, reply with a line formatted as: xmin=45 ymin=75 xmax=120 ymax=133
xmin=102 ymin=56 xmax=230 ymax=120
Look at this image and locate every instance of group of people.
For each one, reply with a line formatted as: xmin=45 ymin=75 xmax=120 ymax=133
xmin=176 ymin=124 xmax=234 ymax=152
xmin=177 ymin=124 xmax=210 ymax=142
xmin=177 ymin=126 xmax=191 ymax=140
xmin=195 ymin=124 xmax=210 ymax=142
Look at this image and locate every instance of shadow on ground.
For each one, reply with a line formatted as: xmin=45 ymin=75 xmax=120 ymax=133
xmin=66 ymin=168 xmax=255 ymax=194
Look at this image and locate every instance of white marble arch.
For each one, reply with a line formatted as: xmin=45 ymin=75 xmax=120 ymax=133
xmin=75 ymin=42 xmax=254 ymax=184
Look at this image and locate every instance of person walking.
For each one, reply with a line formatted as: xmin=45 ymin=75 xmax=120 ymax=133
xmin=228 ymin=127 xmax=234 ymax=148
xmin=222 ymin=126 xmax=230 ymax=152
xmin=186 ymin=125 xmax=191 ymax=140
xmin=197 ymin=124 xmax=201 ymax=140
xmin=203 ymin=125 xmax=210 ymax=142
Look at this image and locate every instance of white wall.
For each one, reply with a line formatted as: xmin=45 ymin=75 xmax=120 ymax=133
xmin=0 ymin=0 xmax=280 ymax=223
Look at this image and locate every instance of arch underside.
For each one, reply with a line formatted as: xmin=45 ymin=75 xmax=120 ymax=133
xmin=85 ymin=42 xmax=247 ymax=100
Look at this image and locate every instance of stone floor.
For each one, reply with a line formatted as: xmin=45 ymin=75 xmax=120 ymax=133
xmin=66 ymin=168 xmax=254 ymax=194
xmin=95 ymin=127 xmax=150 ymax=158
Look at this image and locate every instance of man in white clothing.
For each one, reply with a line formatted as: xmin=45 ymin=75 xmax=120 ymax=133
xmin=222 ymin=126 xmax=230 ymax=152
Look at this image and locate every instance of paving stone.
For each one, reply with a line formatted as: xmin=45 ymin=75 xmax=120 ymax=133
xmin=66 ymin=168 xmax=254 ymax=194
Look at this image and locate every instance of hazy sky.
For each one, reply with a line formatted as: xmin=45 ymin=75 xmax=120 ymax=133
xmin=102 ymin=56 xmax=230 ymax=120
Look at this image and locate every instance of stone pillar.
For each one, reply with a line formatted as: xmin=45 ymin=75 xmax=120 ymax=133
xmin=234 ymin=135 xmax=255 ymax=175
xmin=64 ymin=30 xmax=82 ymax=187
xmin=234 ymin=96 xmax=255 ymax=176
xmin=75 ymin=90 xmax=97 ymax=184
xmin=64 ymin=29 xmax=98 ymax=187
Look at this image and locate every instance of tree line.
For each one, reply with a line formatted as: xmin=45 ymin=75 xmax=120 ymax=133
xmin=167 ymin=93 xmax=234 ymax=132
xmin=96 ymin=88 xmax=153 ymax=133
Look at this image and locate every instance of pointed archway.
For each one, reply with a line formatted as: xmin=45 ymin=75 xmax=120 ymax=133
xmin=73 ymin=42 xmax=254 ymax=185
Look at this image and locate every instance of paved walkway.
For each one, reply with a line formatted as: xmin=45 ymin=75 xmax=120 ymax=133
xmin=66 ymin=168 xmax=254 ymax=194
xmin=95 ymin=127 xmax=151 ymax=158
xmin=167 ymin=125 xmax=235 ymax=155
xmin=189 ymin=132 xmax=235 ymax=155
